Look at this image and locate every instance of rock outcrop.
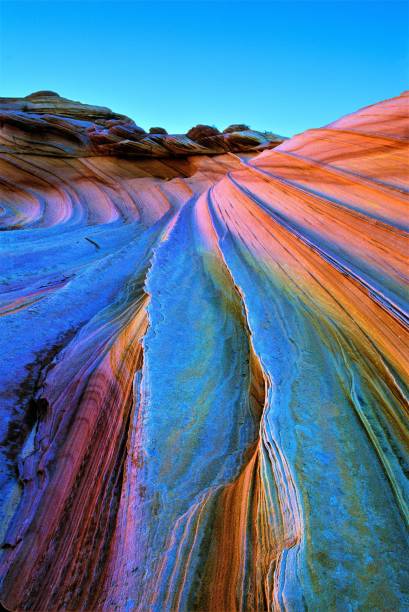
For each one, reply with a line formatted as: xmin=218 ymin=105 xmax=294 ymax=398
xmin=149 ymin=127 xmax=168 ymax=135
xmin=0 ymin=91 xmax=284 ymax=158
xmin=0 ymin=91 xmax=407 ymax=611
xmin=223 ymin=123 xmax=250 ymax=133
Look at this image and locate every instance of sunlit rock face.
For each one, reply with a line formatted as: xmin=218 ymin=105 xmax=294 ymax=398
xmin=0 ymin=91 xmax=408 ymax=611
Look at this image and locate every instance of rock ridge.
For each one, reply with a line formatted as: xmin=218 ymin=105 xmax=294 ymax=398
xmin=0 ymin=91 xmax=285 ymax=158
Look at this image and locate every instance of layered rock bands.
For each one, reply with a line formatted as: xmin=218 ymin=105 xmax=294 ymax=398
xmin=0 ymin=91 xmax=408 ymax=611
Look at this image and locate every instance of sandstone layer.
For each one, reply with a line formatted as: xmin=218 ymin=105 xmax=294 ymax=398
xmin=0 ymin=92 xmax=284 ymax=158
xmin=0 ymin=91 xmax=408 ymax=611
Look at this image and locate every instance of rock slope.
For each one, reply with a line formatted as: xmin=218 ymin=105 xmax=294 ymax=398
xmin=0 ymin=91 xmax=408 ymax=611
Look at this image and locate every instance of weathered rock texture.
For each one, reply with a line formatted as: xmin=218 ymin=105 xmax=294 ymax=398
xmin=0 ymin=91 xmax=408 ymax=611
xmin=0 ymin=92 xmax=284 ymax=158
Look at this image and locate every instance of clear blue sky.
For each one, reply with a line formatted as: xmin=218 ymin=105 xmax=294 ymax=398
xmin=1 ymin=1 xmax=408 ymax=136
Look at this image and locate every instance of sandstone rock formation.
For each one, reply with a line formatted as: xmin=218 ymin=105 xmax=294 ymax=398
xmin=0 ymin=91 xmax=407 ymax=611
xmin=223 ymin=123 xmax=250 ymax=133
xmin=0 ymin=92 xmax=284 ymax=158
xmin=149 ymin=127 xmax=168 ymax=135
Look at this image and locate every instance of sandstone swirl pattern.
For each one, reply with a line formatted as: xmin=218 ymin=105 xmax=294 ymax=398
xmin=0 ymin=91 xmax=407 ymax=611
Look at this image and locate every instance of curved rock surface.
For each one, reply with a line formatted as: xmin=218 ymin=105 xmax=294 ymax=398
xmin=0 ymin=92 xmax=284 ymax=158
xmin=0 ymin=91 xmax=408 ymax=611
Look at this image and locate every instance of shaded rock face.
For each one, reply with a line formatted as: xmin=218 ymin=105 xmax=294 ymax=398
xmin=0 ymin=90 xmax=133 ymax=123
xmin=223 ymin=123 xmax=250 ymax=133
xmin=25 ymin=90 xmax=60 ymax=99
xmin=0 ymin=92 xmax=285 ymax=158
xmin=149 ymin=126 xmax=168 ymax=134
xmin=186 ymin=123 xmax=221 ymax=140
xmin=0 ymin=91 xmax=408 ymax=612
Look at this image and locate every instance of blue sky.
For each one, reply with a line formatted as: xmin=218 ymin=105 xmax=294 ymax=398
xmin=1 ymin=1 xmax=408 ymax=136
